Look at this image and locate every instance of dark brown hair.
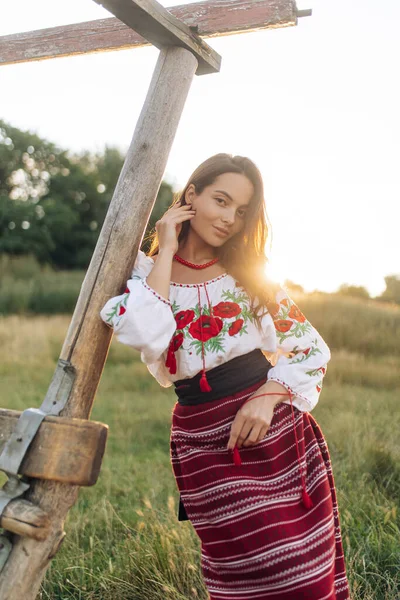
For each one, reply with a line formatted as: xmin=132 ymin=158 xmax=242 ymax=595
xmin=146 ymin=153 xmax=281 ymax=332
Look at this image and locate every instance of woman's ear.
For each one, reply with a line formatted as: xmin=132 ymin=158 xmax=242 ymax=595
xmin=184 ymin=184 xmax=195 ymax=205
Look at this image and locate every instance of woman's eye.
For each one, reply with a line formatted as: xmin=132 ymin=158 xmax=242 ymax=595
xmin=216 ymin=197 xmax=245 ymax=218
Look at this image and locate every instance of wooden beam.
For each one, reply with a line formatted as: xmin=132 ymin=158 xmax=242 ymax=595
xmin=0 ymin=0 xmax=307 ymax=68
xmin=0 ymin=409 xmax=108 ymax=487
xmin=0 ymin=45 xmax=198 ymax=599
xmin=1 ymin=500 xmax=51 ymax=541
xmin=91 ymin=0 xmax=220 ymax=75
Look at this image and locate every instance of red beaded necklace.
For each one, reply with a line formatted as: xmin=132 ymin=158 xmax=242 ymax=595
xmin=173 ymin=254 xmax=219 ymax=269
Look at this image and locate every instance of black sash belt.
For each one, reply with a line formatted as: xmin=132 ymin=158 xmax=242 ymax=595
xmin=173 ymin=348 xmax=274 ymax=406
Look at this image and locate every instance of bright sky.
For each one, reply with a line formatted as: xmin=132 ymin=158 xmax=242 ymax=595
xmin=1 ymin=0 xmax=399 ymax=297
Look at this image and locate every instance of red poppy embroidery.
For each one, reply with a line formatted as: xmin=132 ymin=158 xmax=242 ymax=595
xmin=175 ymin=310 xmax=195 ymax=330
xmin=213 ymin=302 xmax=242 ymax=318
xmin=274 ymin=319 xmax=293 ymax=333
xmin=228 ymin=319 xmax=244 ymax=336
xmin=266 ymin=302 xmax=280 ymax=317
xmin=316 ymin=385 xmax=321 ymax=392
xmin=280 ymin=298 xmax=289 ymax=307
xmin=303 ymin=348 xmax=311 ymax=355
xmin=289 ymin=304 xmax=306 ymax=323
xmin=170 ymin=332 xmax=184 ymax=352
xmin=118 ymin=305 xmax=126 ymax=316
xmin=189 ymin=315 xmax=223 ymax=342
xmin=124 ymin=287 xmax=130 ymax=294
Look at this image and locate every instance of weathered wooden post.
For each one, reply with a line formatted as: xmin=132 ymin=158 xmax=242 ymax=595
xmin=0 ymin=2 xmax=219 ymax=597
xmin=0 ymin=1 xmax=310 ymax=597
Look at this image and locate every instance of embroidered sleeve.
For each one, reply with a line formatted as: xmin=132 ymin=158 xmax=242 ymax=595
xmin=99 ymin=251 xmax=177 ymax=364
xmin=262 ymin=287 xmax=331 ymax=412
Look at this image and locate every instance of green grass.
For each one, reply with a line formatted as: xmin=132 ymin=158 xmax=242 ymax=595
xmin=0 ymin=314 xmax=399 ymax=599
xmin=1 ymin=254 xmax=400 ymax=358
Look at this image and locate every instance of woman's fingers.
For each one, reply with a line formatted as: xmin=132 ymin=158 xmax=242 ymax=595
xmin=155 ymin=200 xmax=196 ymax=254
xmin=227 ymin=413 xmax=253 ymax=449
xmin=156 ymin=210 xmax=195 ymax=231
xmin=173 ymin=200 xmax=192 ymax=210
xmin=158 ymin=211 xmax=195 ymax=227
xmin=227 ymin=414 xmax=245 ymax=450
xmin=242 ymin=423 xmax=269 ymax=447
xmin=228 ymin=414 xmax=271 ymax=449
xmin=171 ymin=210 xmax=196 ymax=221
xmin=235 ymin=421 xmax=254 ymax=449
xmin=169 ymin=211 xmax=195 ymax=221
xmin=167 ymin=204 xmax=195 ymax=217
xmin=258 ymin=424 xmax=270 ymax=442
xmin=174 ymin=213 xmax=196 ymax=225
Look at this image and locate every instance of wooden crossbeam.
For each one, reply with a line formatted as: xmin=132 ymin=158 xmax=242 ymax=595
xmin=91 ymin=0 xmax=221 ymax=74
xmin=0 ymin=410 xmax=108 ymax=487
xmin=0 ymin=0 xmax=310 ymax=69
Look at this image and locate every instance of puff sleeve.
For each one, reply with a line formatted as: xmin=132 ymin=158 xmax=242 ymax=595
xmin=261 ymin=286 xmax=331 ymax=412
xmin=100 ymin=250 xmax=177 ymax=364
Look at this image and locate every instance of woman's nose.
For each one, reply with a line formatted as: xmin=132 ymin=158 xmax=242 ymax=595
xmin=223 ymin=211 xmax=236 ymax=225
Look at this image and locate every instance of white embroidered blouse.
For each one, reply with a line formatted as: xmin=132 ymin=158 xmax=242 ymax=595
xmin=100 ymin=250 xmax=331 ymax=413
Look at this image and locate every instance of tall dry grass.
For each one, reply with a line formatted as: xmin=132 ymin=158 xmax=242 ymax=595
xmin=0 ymin=297 xmax=399 ymax=599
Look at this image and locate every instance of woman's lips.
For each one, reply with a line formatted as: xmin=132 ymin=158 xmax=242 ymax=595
xmin=213 ymin=226 xmax=229 ymax=237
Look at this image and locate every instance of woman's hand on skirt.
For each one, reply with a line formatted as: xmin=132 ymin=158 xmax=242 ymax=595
xmin=226 ymin=382 xmax=290 ymax=450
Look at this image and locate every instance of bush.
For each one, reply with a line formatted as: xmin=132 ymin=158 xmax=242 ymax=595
xmin=0 ymin=255 xmax=83 ymax=315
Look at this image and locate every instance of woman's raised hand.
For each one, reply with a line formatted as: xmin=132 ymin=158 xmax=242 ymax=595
xmin=155 ymin=200 xmax=196 ymax=255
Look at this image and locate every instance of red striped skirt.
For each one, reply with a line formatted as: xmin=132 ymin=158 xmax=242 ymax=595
xmin=170 ymin=377 xmax=351 ymax=600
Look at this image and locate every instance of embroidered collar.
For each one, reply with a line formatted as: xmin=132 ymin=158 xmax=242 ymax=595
xmin=170 ymin=273 xmax=229 ymax=287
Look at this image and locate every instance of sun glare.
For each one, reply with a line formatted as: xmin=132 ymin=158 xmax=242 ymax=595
xmin=265 ymin=250 xmax=387 ymax=298
xmin=265 ymin=254 xmax=286 ymax=288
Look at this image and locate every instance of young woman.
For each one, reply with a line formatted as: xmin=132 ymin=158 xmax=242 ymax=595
xmin=100 ymin=154 xmax=351 ymax=600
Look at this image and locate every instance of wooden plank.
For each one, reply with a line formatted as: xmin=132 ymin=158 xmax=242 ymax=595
xmin=1 ymin=500 xmax=51 ymax=541
xmin=0 ymin=45 xmax=198 ymax=599
xmin=0 ymin=410 xmax=108 ymax=487
xmin=91 ymin=0 xmax=221 ymax=75
xmin=0 ymin=0 xmax=306 ymax=68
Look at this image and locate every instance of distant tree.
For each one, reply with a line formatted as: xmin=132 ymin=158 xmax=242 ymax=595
xmin=336 ymin=283 xmax=370 ymax=300
xmin=0 ymin=119 xmax=69 ymax=263
xmin=283 ymin=279 xmax=304 ymax=294
xmin=0 ymin=120 xmax=174 ymax=268
xmin=377 ymin=274 xmax=400 ymax=305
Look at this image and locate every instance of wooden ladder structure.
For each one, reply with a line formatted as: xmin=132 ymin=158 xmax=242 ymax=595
xmin=0 ymin=1 xmax=311 ymax=597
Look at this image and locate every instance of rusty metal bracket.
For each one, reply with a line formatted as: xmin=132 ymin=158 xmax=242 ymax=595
xmin=0 ymin=358 xmax=76 ymax=517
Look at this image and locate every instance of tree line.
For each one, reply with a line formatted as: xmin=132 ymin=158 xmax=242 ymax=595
xmin=0 ymin=119 xmax=399 ymax=304
xmin=0 ymin=119 xmax=173 ymax=269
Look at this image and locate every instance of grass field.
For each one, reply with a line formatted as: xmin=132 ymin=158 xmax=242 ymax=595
xmin=0 ymin=301 xmax=399 ymax=599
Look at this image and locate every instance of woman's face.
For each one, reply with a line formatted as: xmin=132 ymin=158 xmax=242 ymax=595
xmin=184 ymin=172 xmax=254 ymax=247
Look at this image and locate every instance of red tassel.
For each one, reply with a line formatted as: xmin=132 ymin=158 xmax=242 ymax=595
xmin=233 ymin=445 xmax=242 ymax=466
xmin=302 ymin=487 xmax=314 ymax=509
xmin=165 ymin=348 xmax=177 ymax=374
xmin=199 ymin=370 xmax=212 ymax=392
